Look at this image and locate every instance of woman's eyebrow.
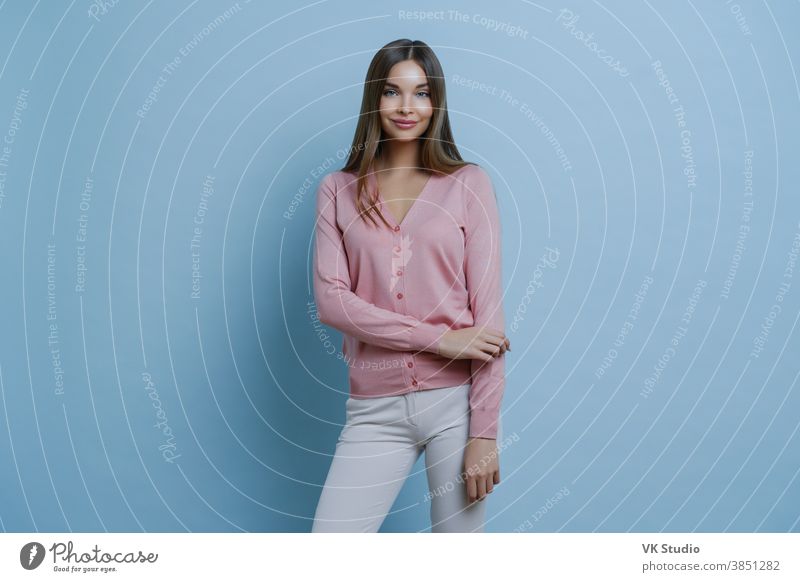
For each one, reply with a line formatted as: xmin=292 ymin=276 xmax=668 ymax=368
xmin=384 ymin=81 xmax=429 ymax=89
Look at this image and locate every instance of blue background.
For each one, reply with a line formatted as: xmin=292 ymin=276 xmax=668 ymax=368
xmin=0 ymin=0 xmax=798 ymax=532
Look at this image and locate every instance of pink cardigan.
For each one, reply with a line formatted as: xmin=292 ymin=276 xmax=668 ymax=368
xmin=312 ymin=162 xmax=505 ymax=439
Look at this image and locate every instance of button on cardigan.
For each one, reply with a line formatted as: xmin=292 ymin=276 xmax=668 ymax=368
xmin=312 ymin=162 xmax=505 ymax=439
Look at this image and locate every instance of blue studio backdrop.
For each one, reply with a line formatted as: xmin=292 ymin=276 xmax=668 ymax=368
xmin=0 ymin=0 xmax=799 ymax=532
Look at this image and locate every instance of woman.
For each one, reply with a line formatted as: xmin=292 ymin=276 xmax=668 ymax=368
xmin=312 ymin=38 xmax=509 ymax=533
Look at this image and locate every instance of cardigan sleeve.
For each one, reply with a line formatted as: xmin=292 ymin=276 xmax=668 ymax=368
xmin=313 ymin=173 xmax=449 ymax=353
xmin=463 ymin=166 xmax=506 ymax=439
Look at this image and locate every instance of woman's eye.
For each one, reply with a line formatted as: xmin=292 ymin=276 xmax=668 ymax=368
xmin=383 ymin=89 xmax=430 ymax=98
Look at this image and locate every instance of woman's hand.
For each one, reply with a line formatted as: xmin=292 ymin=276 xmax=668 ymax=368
xmin=463 ymin=437 xmax=500 ymax=503
xmin=436 ymin=326 xmax=510 ymax=361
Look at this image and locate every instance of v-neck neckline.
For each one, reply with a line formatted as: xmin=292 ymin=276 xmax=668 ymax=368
xmin=372 ymin=169 xmax=435 ymax=228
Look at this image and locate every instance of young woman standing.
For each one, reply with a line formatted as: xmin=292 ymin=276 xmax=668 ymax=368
xmin=312 ymin=38 xmax=509 ymax=533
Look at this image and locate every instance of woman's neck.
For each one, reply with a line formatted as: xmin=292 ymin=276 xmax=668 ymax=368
xmin=376 ymin=140 xmax=423 ymax=173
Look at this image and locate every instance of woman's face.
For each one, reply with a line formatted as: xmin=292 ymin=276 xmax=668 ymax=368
xmin=378 ymin=59 xmax=433 ymax=144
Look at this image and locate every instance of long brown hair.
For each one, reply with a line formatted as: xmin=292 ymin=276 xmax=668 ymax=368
xmin=342 ymin=38 xmax=473 ymax=228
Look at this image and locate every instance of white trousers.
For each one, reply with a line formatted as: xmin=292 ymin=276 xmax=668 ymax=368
xmin=312 ymin=383 xmax=501 ymax=533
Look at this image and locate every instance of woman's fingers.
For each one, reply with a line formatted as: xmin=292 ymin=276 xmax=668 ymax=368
xmin=480 ymin=329 xmax=509 ymax=353
xmin=479 ymin=333 xmax=505 ymax=349
xmin=475 ymin=341 xmax=501 ymax=360
xmin=483 ymin=338 xmax=509 ymax=356
xmin=444 ymin=327 xmax=509 ymax=361
xmin=480 ymin=327 xmax=506 ymax=342
xmin=466 ymin=476 xmax=478 ymax=503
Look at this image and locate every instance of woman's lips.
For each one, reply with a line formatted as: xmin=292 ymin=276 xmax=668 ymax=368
xmin=392 ymin=119 xmax=417 ymax=129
